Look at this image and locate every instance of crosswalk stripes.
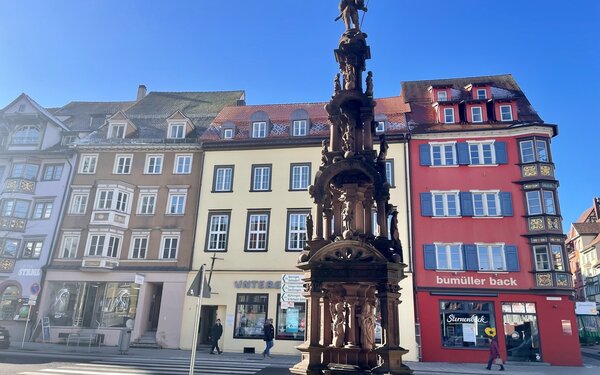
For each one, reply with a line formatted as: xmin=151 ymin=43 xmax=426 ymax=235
xmin=19 ymin=356 xmax=270 ymax=375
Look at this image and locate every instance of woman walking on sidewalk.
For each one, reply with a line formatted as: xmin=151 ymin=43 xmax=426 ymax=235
xmin=486 ymin=336 xmax=505 ymax=371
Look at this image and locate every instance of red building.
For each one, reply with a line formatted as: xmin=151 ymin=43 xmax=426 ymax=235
xmin=404 ymin=75 xmax=581 ymax=366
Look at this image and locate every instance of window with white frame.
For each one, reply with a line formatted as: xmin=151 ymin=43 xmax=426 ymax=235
xmin=168 ymin=123 xmax=185 ymax=139
xmin=106 ymin=236 xmax=120 ymax=257
xmin=477 ymin=244 xmax=506 ymax=271
xmin=519 ymin=139 xmax=549 ymax=163
xmin=32 ymin=201 xmax=53 ymax=219
xmin=69 ymin=193 xmax=88 ymax=214
xmin=376 ymin=121 xmax=385 ymax=133
xmin=435 ymin=243 xmax=463 ymax=270
xmin=290 ymin=163 xmax=310 ymax=190
xmin=108 ymin=124 xmax=126 ymax=139
xmin=22 ymin=240 xmax=43 ymax=259
xmin=206 ymin=212 xmax=230 ymax=251
xmin=292 ymin=120 xmax=308 ymax=136
xmin=437 ymin=91 xmax=448 ymax=102
xmin=0 ymin=239 xmax=18 ymax=258
xmin=137 ymin=193 xmax=157 ymax=215
xmin=115 ymin=191 xmax=129 ymax=212
xmin=534 ymin=245 xmax=550 ymax=271
xmin=223 ymin=128 xmax=234 ymax=139
xmin=130 ymin=234 xmax=148 ymax=259
xmin=499 ymin=105 xmax=513 ymax=121
xmin=96 ymin=190 xmax=113 ymax=210
xmin=174 ymin=154 xmax=192 ymax=174
xmin=42 ymin=164 xmax=64 ymax=181
xmin=12 ymin=125 xmax=40 ymax=144
xmin=11 ymin=163 xmax=39 ymax=180
xmin=79 ymin=155 xmax=97 ymax=174
xmin=430 ymin=143 xmax=456 ymax=166
xmin=287 ymin=212 xmax=308 ymax=251
xmin=161 ymin=234 xmax=179 ymax=259
xmin=472 ymin=191 xmax=500 ymax=217
xmin=443 ymin=107 xmax=455 ymax=123
xmin=95 ymin=186 xmax=132 ymax=213
xmin=246 ymin=212 xmax=269 ymax=251
xmin=214 ymin=166 xmax=233 ymax=192
xmin=60 ymin=234 xmax=79 ymax=258
xmin=87 ymin=235 xmax=105 ymax=256
xmin=167 ymin=190 xmax=187 ymax=215
xmin=526 ymin=190 xmax=557 ymax=215
xmin=86 ymin=233 xmax=122 ymax=258
xmin=114 ymin=155 xmax=132 ymax=174
xmin=145 ymin=154 xmax=163 ymax=174
xmin=385 ymin=160 xmax=394 ymax=186
xmin=476 ymin=89 xmax=487 ymax=99
xmin=432 ymin=191 xmax=460 ymax=217
xmin=0 ymin=199 xmax=30 ymax=218
xmin=252 ymin=121 xmax=267 ymax=138
xmin=251 ymin=165 xmax=271 ymax=191
xmin=468 ymin=142 xmax=495 ymax=165
xmin=471 ymin=106 xmax=483 ymax=123
xmin=550 ymin=244 xmax=565 ymax=271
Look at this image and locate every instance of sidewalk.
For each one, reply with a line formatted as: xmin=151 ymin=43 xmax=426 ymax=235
xmin=3 ymin=342 xmax=600 ymax=374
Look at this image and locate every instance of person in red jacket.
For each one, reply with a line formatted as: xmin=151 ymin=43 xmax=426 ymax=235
xmin=486 ymin=336 xmax=505 ymax=371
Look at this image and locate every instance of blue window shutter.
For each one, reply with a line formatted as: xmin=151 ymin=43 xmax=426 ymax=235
xmin=500 ymin=192 xmax=513 ymax=216
xmin=420 ymin=192 xmax=433 ymax=216
xmin=464 ymin=244 xmax=479 ymax=270
xmin=505 ymin=245 xmax=519 ymax=271
xmin=495 ymin=141 xmax=508 ymax=164
xmin=460 ymin=192 xmax=474 ymax=216
xmin=424 ymin=244 xmax=436 ymax=270
xmin=457 ymin=142 xmax=470 ymax=165
xmin=419 ymin=144 xmax=431 ymax=166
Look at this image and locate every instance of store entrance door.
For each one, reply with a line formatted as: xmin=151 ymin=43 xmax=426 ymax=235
xmin=502 ymin=302 xmax=541 ymax=362
xmin=199 ymin=306 xmax=218 ymax=346
xmin=148 ymin=284 xmax=163 ymax=331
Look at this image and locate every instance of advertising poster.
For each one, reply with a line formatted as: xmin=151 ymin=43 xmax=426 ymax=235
xmin=286 ymin=307 xmax=299 ymax=333
xmin=462 ymin=323 xmax=476 ymax=343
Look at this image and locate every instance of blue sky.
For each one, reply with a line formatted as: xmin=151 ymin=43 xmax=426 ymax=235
xmin=0 ymin=0 xmax=598 ymax=228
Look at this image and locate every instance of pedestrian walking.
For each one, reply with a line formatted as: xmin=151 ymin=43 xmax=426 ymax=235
xmin=262 ymin=318 xmax=275 ymax=358
xmin=209 ymin=319 xmax=223 ymax=354
xmin=486 ymin=336 xmax=505 ymax=371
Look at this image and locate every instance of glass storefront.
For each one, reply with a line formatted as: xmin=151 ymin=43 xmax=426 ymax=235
xmin=502 ymin=302 xmax=541 ymax=362
xmin=234 ymin=293 xmax=268 ymax=338
xmin=275 ymin=295 xmax=305 ymax=340
xmin=46 ymin=281 xmax=139 ymax=328
xmin=440 ymin=300 xmax=495 ymax=348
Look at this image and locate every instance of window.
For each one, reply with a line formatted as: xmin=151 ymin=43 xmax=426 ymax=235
xmin=223 ymin=128 xmax=234 ymax=139
xmin=431 ymin=143 xmax=456 ymax=166
xmin=435 ymin=244 xmax=463 ymax=270
xmin=252 ymin=121 xmax=267 ymax=138
xmin=106 ymin=236 xmax=120 ymax=258
xmin=476 ymin=89 xmax=487 ymax=99
xmin=500 ymin=105 xmax=513 ymax=121
xmin=79 ymin=155 xmax=97 ymax=174
xmin=167 ymin=192 xmax=186 ymax=214
xmin=206 ymin=212 xmax=230 ymax=251
xmin=69 ymin=193 xmax=88 ymax=214
xmin=550 ymin=244 xmax=565 ymax=271
xmin=287 ymin=212 xmax=308 ymax=251
xmin=88 ymin=235 xmax=105 ymax=256
xmin=477 ymin=244 xmax=506 ymax=271
xmin=437 ymin=91 xmax=447 ymax=102
xmin=96 ymin=190 xmax=114 ymax=210
xmin=0 ymin=199 xmax=30 ymax=218
xmin=234 ymin=294 xmax=268 ymax=338
xmin=213 ymin=166 xmax=233 ymax=192
xmin=290 ymin=163 xmax=310 ymax=191
xmin=526 ymin=190 xmax=557 ymax=215
xmin=440 ymin=301 xmax=495 ymax=348
xmin=12 ymin=126 xmax=39 ymax=144
xmin=251 ymin=165 xmax=271 ymax=191
xmin=0 ymin=239 xmax=19 ymax=258
xmin=32 ymin=201 xmax=53 ymax=219
xmin=21 ymin=240 xmax=42 ymax=258
xmin=444 ymin=107 xmax=455 ymax=124
xmin=534 ymin=245 xmax=550 ymax=271
xmin=246 ymin=212 xmax=269 ymax=251
xmin=60 ymin=234 xmax=79 ymax=258
xmin=161 ymin=235 xmax=179 ymax=259
xmin=174 ymin=154 xmax=192 ymax=174
xmin=292 ymin=120 xmax=308 ymax=136
xmin=114 ymin=155 xmax=132 ymax=174
xmin=108 ymin=124 xmax=126 ymax=138
xmin=137 ymin=193 xmax=156 ymax=215
xmin=130 ymin=235 xmax=148 ymax=259
xmin=168 ymin=123 xmax=185 ymax=139
xmin=276 ymin=296 xmax=306 ymax=340
xmin=376 ymin=121 xmax=385 ymax=133
xmin=468 ymin=142 xmax=495 ymax=165
xmin=472 ymin=192 xmax=500 ymax=217
xmin=471 ymin=107 xmax=483 ymax=123
xmin=520 ymin=139 xmax=549 ymax=163
xmin=385 ymin=160 xmax=394 ymax=186
xmin=145 ymin=154 xmax=163 ymax=174
xmin=87 ymin=234 xmax=122 ymax=258
xmin=432 ymin=192 xmax=460 ymax=217
xmin=115 ymin=192 xmax=129 ymax=212
xmin=42 ymin=164 xmax=64 ymax=180
xmin=11 ymin=163 xmax=39 ymax=180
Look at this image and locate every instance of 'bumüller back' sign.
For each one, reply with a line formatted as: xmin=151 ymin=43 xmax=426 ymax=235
xmin=436 ymin=275 xmax=519 ymax=287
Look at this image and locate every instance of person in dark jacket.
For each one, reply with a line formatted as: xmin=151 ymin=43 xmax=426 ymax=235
xmin=486 ymin=336 xmax=505 ymax=371
xmin=209 ymin=319 xmax=223 ymax=354
xmin=262 ymin=318 xmax=275 ymax=357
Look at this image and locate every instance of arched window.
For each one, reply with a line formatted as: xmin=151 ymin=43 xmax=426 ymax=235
xmin=12 ymin=126 xmax=40 ymax=144
xmin=0 ymin=285 xmax=20 ymax=320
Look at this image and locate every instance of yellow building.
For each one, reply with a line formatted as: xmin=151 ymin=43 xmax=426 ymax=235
xmin=180 ymin=98 xmax=418 ymax=360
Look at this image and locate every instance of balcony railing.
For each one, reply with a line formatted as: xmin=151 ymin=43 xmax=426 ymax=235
xmin=81 ymin=256 xmax=119 ymax=270
xmin=3 ymin=178 xmax=36 ymax=194
xmin=534 ymin=271 xmax=572 ymax=288
xmin=0 ymin=216 xmax=27 ymax=231
xmin=520 ymin=163 xmax=555 ymax=179
xmin=527 ymin=215 xmax=562 ymax=232
xmin=90 ymin=210 xmax=129 ymax=228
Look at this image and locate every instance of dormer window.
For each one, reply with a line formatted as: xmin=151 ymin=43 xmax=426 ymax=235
xmin=252 ymin=121 xmax=267 ymax=138
xmin=471 ymin=107 xmax=483 ymax=123
xmin=500 ymin=105 xmax=513 ymax=121
xmin=168 ymin=123 xmax=185 ymax=139
xmin=376 ymin=121 xmax=385 ymax=133
xmin=443 ymin=108 xmax=455 ymax=124
xmin=108 ymin=124 xmax=125 ymax=139
xmin=12 ymin=126 xmax=39 ymax=145
xmin=292 ymin=120 xmax=308 ymax=136
xmin=437 ymin=91 xmax=448 ymax=102
xmin=476 ymin=89 xmax=487 ymax=100
xmin=223 ymin=128 xmax=234 ymax=139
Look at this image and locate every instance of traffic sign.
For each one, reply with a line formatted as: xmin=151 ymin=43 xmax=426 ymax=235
xmin=281 ymin=292 xmax=305 ymax=303
xmin=282 ymin=274 xmax=303 ymax=284
xmin=283 ymin=284 xmax=304 ymax=293
xmin=30 ymin=283 xmax=40 ymax=295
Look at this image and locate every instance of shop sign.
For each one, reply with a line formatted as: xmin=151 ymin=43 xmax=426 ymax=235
xmin=575 ymin=301 xmax=598 ymax=315
xmin=134 ymin=273 xmax=145 ymax=285
xmin=436 ymin=275 xmax=518 ymax=287
xmin=281 ymin=301 xmax=295 ymax=309
xmin=18 ymin=268 xmax=41 ymax=277
xmin=445 ymin=313 xmax=488 ymax=324
xmin=234 ymin=280 xmax=281 ymax=289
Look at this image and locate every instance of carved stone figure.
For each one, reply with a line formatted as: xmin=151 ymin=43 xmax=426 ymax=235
xmin=320 ymin=140 xmax=329 ymax=168
xmin=336 ymin=0 xmax=368 ymax=31
xmin=377 ymin=134 xmax=388 ymax=162
xmin=341 ymin=114 xmax=355 ymax=155
xmin=360 ymin=303 xmax=375 ymax=350
xmin=343 ymin=64 xmax=356 ymax=90
xmin=306 ymin=212 xmax=314 ymax=241
xmin=365 ymin=71 xmax=374 ymax=97
xmin=334 ymin=73 xmax=342 ymax=96
xmin=390 ymin=210 xmax=400 ymax=242
xmin=342 ymin=200 xmax=354 ymax=233
xmin=331 ymin=301 xmax=346 ymax=347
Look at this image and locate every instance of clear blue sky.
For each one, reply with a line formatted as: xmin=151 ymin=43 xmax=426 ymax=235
xmin=1 ymin=0 xmax=598 ymax=228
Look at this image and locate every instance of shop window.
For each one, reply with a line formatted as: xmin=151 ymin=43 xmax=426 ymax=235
xmin=213 ymin=165 xmax=234 ymax=192
xmin=286 ymin=211 xmax=308 ymax=251
xmin=276 ymin=295 xmax=305 ymax=340
xmin=501 ymin=302 xmax=541 ymax=362
xmin=251 ymin=165 xmax=271 ymax=191
xmin=290 ymin=163 xmax=311 ymax=191
xmin=0 ymin=285 xmax=21 ymax=320
xmin=234 ymin=293 xmax=268 ymax=338
xmin=440 ymin=301 xmax=495 ymax=348
xmin=206 ymin=212 xmax=230 ymax=251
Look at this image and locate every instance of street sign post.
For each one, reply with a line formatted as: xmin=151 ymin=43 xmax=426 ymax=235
xmin=281 ymin=274 xmax=304 ymax=306
xmin=188 ymin=265 xmax=209 ymax=375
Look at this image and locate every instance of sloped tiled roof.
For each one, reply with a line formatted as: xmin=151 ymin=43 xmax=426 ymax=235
xmin=53 ymin=101 xmax=135 ymax=131
xmin=572 ymin=222 xmax=600 ymax=236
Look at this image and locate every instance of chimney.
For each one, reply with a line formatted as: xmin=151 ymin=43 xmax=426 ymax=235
xmin=137 ymin=85 xmax=147 ymax=101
